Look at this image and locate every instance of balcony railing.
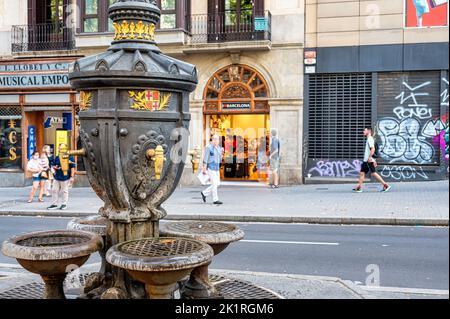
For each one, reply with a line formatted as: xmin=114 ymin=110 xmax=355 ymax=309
xmin=189 ymin=10 xmax=271 ymax=44
xmin=11 ymin=23 xmax=75 ymax=53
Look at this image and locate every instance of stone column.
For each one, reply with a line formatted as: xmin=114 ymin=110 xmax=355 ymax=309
xmin=269 ymin=100 xmax=304 ymax=185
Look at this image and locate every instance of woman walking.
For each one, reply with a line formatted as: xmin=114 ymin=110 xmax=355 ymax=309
xmin=27 ymin=151 xmax=45 ymax=203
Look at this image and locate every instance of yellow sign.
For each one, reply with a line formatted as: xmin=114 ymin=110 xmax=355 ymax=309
xmin=55 ymin=130 xmax=69 ymax=156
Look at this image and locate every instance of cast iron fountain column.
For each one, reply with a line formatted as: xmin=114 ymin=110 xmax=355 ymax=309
xmin=69 ymin=0 xmax=198 ymax=298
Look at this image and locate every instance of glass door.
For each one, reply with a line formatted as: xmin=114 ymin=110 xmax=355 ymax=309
xmin=223 ymin=0 xmax=254 ymax=41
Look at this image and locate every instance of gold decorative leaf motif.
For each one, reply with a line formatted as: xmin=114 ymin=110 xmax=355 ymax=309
xmin=113 ymin=20 xmax=155 ymax=41
xmin=129 ymin=90 xmax=171 ymax=112
xmin=80 ymin=91 xmax=93 ymax=111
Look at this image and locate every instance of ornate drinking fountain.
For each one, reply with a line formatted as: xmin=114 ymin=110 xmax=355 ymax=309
xmin=1 ymin=0 xmax=281 ymax=300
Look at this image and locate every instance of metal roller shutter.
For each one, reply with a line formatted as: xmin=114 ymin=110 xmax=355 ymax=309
xmin=376 ymin=71 xmax=441 ymax=165
xmin=307 ymin=73 xmax=372 ymax=160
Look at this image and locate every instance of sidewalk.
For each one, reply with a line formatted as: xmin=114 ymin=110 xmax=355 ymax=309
xmin=0 ymin=180 xmax=448 ymax=226
xmin=0 ymin=263 xmax=447 ymax=299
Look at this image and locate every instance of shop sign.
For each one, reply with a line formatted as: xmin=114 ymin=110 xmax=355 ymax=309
xmin=305 ymin=66 xmax=316 ymax=74
xmin=0 ymin=62 xmax=70 ymax=89
xmin=222 ymin=102 xmax=251 ymax=110
xmin=27 ymin=126 xmax=36 ymax=160
xmin=304 ymin=51 xmax=316 ymax=59
xmin=304 ymin=58 xmax=317 ymax=65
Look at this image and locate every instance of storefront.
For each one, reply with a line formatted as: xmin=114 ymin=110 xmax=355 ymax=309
xmin=203 ymin=64 xmax=271 ymax=182
xmin=303 ymin=43 xmax=449 ymax=183
xmin=0 ymin=58 xmax=80 ymax=187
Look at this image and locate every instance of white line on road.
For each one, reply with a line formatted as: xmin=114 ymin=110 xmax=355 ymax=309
xmin=240 ymin=239 xmax=339 ymax=246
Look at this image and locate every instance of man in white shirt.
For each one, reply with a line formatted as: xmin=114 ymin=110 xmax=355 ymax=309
xmin=353 ymin=127 xmax=392 ymax=193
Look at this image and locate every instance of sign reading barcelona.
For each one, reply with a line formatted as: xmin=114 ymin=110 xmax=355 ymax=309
xmin=129 ymin=90 xmax=171 ymax=111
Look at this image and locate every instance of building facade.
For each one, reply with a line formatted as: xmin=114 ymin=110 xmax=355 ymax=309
xmin=304 ymin=0 xmax=449 ymax=183
xmin=0 ymin=0 xmax=305 ymax=187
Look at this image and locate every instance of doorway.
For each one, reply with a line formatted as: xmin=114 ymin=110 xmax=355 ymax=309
xmin=206 ymin=114 xmax=270 ymax=182
xmin=27 ymin=0 xmax=71 ymax=51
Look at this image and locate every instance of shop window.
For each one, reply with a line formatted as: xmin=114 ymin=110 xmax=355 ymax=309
xmin=0 ymin=107 xmax=22 ymax=170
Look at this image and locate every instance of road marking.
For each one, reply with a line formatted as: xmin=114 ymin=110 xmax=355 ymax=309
xmin=360 ymin=285 xmax=449 ymax=296
xmin=240 ymin=239 xmax=339 ymax=246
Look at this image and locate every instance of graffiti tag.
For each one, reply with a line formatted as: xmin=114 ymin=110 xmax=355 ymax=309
xmin=380 ymin=165 xmax=429 ymax=181
xmin=308 ymin=160 xmax=361 ymax=178
xmin=378 ymin=117 xmax=434 ymax=164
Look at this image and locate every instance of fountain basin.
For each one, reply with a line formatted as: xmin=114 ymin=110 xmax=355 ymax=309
xmin=160 ymin=221 xmax=245 ymax=299
xmin=106 ymin=237 xmax=213 ymax=299
xmin=160 ymin=221 xmax=244 ymax=255
xmin=1 ymin=230 xmax=103 ymax=299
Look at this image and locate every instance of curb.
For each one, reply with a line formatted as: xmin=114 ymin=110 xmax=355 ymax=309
xmin=0 ymin=210 xmax=448 ymax=226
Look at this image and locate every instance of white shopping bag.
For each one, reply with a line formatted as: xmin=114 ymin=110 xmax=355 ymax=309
xmin=197 ymin=171 xmax=210 ymax=185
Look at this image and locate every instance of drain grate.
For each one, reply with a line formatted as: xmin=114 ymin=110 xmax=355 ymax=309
xmin=0 ymin=274 xmax=282 ymax=299
xmin=213 ymin=276 xmax=282 ymax=299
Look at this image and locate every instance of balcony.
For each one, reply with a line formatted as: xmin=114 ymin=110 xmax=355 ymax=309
xmin=185 ymin=10 xmax=272 ymax=53
xmin=11 ymin=23 xmax=75 ymax=53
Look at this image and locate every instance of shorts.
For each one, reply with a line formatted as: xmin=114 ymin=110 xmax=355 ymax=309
xmin=361 ymin=162 xmax=377 ymax=174
xmin=270 ymin=158 xmax=280 ymax=172
xmin=32 ymin=176 xmax=41 ymax=182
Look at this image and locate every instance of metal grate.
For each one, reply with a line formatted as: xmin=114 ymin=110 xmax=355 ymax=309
xmin=0 ymin=274 xmax=282 ymax=299
xmin=165 ymin=222 xmax=236 ymax=235
xmin=0 ymin=274 xmax=89 ymax=299
xmin=307 ymin=73 xmax=372 ymax=159
xmin=377 ymin=71 xmax=441 ymax=165
xmin=0 ymin=106 xmax=22 ymax=120
xmin=17 ymin=234 xmax=90 ymax=248
xmin=213 ymin=277 xmax=282 ymax=299
xmin=120 ymin=238 xmax=203 ymax=257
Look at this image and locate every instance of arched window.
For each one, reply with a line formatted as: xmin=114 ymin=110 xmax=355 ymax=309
xmin=204 ymin=64 xmax=270 ymax=114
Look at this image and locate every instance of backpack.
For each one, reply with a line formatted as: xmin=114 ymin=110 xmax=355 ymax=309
xmin=373 ymin=141 xmax=380 ymax=158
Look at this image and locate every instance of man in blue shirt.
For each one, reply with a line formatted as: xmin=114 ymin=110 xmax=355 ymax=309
xmin=47 ymin=143 xmax=76 ymax=210
xmin=201 ymin=134 xmax=224 ymax=205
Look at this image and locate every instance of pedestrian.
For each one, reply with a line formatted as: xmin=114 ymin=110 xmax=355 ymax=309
xmin=269 ymin=129 xmax=281 ymax=188
xmin=42 ymin=145 xmax=53 ymax=197
xmin=353 ymin=127 xmax=392 ymax=193
xmin=200 ymin=134 xmax=224 ymax=205
xmin=26 ymin=151 xmax=45 ymax=203
xmin=47 ymin=143 xmax=76 ymax=210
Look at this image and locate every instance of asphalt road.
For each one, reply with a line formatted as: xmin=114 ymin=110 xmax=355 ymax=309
xmin=0 ymin=216 xmax=448 ymax=290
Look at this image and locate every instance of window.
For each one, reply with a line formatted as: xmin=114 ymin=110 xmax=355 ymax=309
xmin=83 ymin=0 xmax=98 ymax=32
xmin=80 ymin=0 xmax=115 ymax=33
xmin=79 ymin=0 xmax=190 ymax=33
xmin=160 ymin=0 xmax=177 ymax=29
xmin=0 ymin=107 xmax=22 ymax=170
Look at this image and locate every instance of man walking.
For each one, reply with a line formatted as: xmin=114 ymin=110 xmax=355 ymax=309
xmin=47 ymin=143 xmax=76 ymax=210
xmin=269 ymin=129 xmax=281 ymax=188
xmin=201 ymin=134 xmax=224 ymax=205
xmin=353 ymin=127 xmax=392 ymax=193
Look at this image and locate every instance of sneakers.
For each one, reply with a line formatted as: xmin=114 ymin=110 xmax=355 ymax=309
xmin=47 ymin=204 xmax=58 ymax=210
xmin=59 ymin=205 xmax=67 ymax=210
xmin=352 ymin=188 xmax=363 ymax=193
xmin=213 ymin=201 xmax=223 ymax=205
xmin=201 ymin=192 xmax=206 ymax=203
xmin=381 ymin=184 xmax=392 ymax=193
